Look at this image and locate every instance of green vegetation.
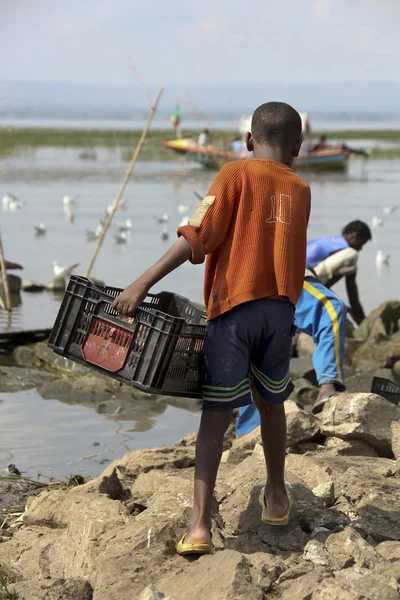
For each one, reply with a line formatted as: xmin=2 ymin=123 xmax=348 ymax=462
xmin=0 ymin=126 xmax=399 ymax=160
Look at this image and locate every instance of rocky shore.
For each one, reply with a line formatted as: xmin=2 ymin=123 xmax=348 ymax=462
xmin=0 ymin=301 xmax=400 ymax=599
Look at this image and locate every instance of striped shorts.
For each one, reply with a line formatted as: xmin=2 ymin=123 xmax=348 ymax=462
xmin=202 ymin=298 xmax=296 ymax=411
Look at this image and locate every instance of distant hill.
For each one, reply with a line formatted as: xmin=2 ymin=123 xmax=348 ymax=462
xmin=0 ymin=81 xmax=399 ymax=119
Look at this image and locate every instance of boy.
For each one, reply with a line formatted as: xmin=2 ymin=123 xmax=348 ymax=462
xmin=112 ymin=102 xmax=311 ymax=554
xmin=236 ymin=270 xmax=347 ymax=437
xmin=307 ymin=220 xmax=371 ymax=325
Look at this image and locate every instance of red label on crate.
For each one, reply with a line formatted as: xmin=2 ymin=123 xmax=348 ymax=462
xmin=82 ymin=317 xmax=133 ymax=372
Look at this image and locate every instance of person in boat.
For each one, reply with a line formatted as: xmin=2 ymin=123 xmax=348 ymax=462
xmin=112 ymin=101 xmax=310 ymax=553
xmin=313 ymin=134 xmax=369 ymax=157
xmin=312 ymin=134 xmax=328 ymax=152
xmin=197 ymin=129 xmax=210 ymax=147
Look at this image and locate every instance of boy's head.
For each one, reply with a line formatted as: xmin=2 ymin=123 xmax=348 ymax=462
xmin=246 ymin=102 xmax=302 ymax=165
xmin=342 ymin=220 xmax=372 ymax=251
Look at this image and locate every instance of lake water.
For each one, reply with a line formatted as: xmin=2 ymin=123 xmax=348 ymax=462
xmin=1 ymin=147 xmax=400 ymax=479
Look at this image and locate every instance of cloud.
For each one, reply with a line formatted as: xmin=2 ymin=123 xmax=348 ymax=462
xmin=184 ymin=15 xmax=228 ymax=46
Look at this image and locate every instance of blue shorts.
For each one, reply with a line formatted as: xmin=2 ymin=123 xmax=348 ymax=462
xmin=202 ymin=298 xmax=296 ymax=411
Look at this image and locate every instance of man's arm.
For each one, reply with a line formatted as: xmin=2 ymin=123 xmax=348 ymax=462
xmin=112 ymin=236 xmax=191 ymax=316
xmin=345 ymin=273 xmax=365 ymax=324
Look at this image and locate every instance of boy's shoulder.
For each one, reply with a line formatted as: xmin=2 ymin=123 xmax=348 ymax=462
xmin=287 ymin=169 xmax=311 ymax=192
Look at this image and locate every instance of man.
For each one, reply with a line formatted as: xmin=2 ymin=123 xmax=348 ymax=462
xmin=197 ymin=129 xmax=210 ymax=147
xmin=308 ymin=220 xmax=371 ymax=325
xmin=236 ymin=220 xmax=371 ymax=432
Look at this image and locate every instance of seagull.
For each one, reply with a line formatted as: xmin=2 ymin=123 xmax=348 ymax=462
xmin=376 ymin=250 xmax=390 ymax=267
xmin=178 ymin=216 xmax=189 ymax=227
xmin=161 ymin=228 xmax=169 ymax=241
xmin=115 ymin=231 xmax=128 ymax=244
xmin=155 ymin=213 xmax=169 ymax=225
xmin=63 ymin=196 xmax=77 ymax=208
xmin=34 ymin=223 xmax=46 ymax=236
xmin=371 ymin=216 xmax=384 ymax=229
xmin=117 ymin=218 xmax=133 ymax=233
xmin=52 ymin=261 xmax=80 ymax=279
xmin=383 ymin=206 xmax=398 ymax=215
xmin=3 ymin=193 xmax=23 ymax=211
xmin=106 ymin=201 xmax=127 ymax=216
xmin=177 ymin=204 xmax=190 ymax=214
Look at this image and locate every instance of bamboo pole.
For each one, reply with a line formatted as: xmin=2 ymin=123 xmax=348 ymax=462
xmin=85 ymin=86 xmax=164 ymax=279
xmin=0 ymin=228 xmax=12 ymax=312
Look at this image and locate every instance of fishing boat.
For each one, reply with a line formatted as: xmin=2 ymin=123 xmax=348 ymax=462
xmin=162 ymin=138 xmax=348 ymax=171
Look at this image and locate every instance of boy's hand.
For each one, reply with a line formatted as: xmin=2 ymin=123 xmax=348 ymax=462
xmin=112 ymin=281 xmax=148 ymax=316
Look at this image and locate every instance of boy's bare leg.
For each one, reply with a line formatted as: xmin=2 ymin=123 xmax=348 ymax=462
xmin=185 ymin=409 xmax=233 ymax=544
xmin=252 ymin=386 xmax=289 ymax=516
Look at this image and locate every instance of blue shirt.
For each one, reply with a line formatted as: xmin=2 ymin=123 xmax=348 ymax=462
xmin=306 ymin=235 xmax=349 ymax=268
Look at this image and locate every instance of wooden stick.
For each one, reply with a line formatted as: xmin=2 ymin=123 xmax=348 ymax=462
xmin=0 ymin=228 xmax=12 ymax=312
xmin=85 ymin=86 xmax=164 ymax=279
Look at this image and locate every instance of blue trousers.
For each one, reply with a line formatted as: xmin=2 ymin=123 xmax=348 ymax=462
xmin=235 ymin=277 xmax=347 ymax=437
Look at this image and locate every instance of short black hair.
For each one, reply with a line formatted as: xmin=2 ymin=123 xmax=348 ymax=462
xmin=342 ymin=220 xmax=372 ymax=241
xmin=251 ymin=102 xmax=302 ymax=148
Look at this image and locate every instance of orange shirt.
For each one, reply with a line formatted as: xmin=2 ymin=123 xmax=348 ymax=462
xmin=178 ymin=159 xmax=311 ymax=320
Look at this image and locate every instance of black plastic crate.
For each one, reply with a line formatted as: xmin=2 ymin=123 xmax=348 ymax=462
xmin=371 ymin=376 xmax=400 ymax=406
xmin=48 ymin=275 xmax=206 ymax=398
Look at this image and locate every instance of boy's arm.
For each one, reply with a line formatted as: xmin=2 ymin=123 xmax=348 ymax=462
xmin=345 ymin=273 xmax=365 ymax=324
xmin=113 ymin=164 xmax=239 ymax=315
xmin=112 ymin=236 xmax=191 ymax=315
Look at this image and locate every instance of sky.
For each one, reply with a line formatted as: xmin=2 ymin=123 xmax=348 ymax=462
xmin=0 ymin=0 xmax=399 ymax=87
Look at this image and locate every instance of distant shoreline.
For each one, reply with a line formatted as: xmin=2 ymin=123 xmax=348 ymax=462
xmin=1 ymin=127 xmax=399 ymax=161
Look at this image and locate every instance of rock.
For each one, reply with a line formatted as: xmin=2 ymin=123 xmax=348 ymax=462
xmin=10 ymin=578 xmax=93 ymax=600
xmin=319 ymin=392 xmax=400 ymax=453
xmin=344 ymin=368 xmax=393 ymax=393
xmin=312 ymin=481 xmax=335 ymax=506
xmin=0 ymin=365 xmax=55 ymax=392
xmin=311 ymin=574 xmax=399 ymax=600
xmin=279 ymin=568 xmax=333 ymax=599
xmin=286 ymin=410 xmax=321 ymax=447
xmin=289 ymin=377 xmax=319 ymax=406
xmin=227 ymin=427 xmax=261 ymax=464
xmin=324 ymin=527 xmax=383 ymax=570
xmin=354 ymin=301 xmax=400 ymax=343
xmin=286 ymin=453 xmax=400 ymax=542
xmin=12 ymin=345 xmax=35 ymax=367
xmin=376 ymin=541 xmax=400 ymax=562
xmin=290 ymin=356 xmax=315 ymax=382
xmin=391 ymin=422 xmax=400 ymax=470
xmin=296 ymin=332 xmax=316 ymax=358
xmin=392 ymin=359 xmax=400 ymax=379
xmin=0 ymin=273 xmax=21 ymax=294
xmin=34 ymin=341 xmax=90 ymax=375
xmin=156 ymin=551 xmax=262 ymax=600
xmin=47 ymin=275 xmax=66 ymax=291
xmin=324 ymin=436 xmax=378 ymax=457
xmin=1 ymin=413 xmax=400 ymax=599
xmin=138 ymin=586 xmax=173 ymax=600
xmin=352 ymin=340 xmax=400 ymax=370
xmin=22 ymin=279 xmax=46 ymax=292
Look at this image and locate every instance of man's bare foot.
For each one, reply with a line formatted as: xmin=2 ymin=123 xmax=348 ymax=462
xmin=264 ymin=483 xmax=289 ymax=518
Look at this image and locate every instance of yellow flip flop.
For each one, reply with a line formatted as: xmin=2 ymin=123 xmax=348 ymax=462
xmin=259 ymin=487 xmax=293 ymax=526
xmin=176 ymin=533 xmax=212 ymax=556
